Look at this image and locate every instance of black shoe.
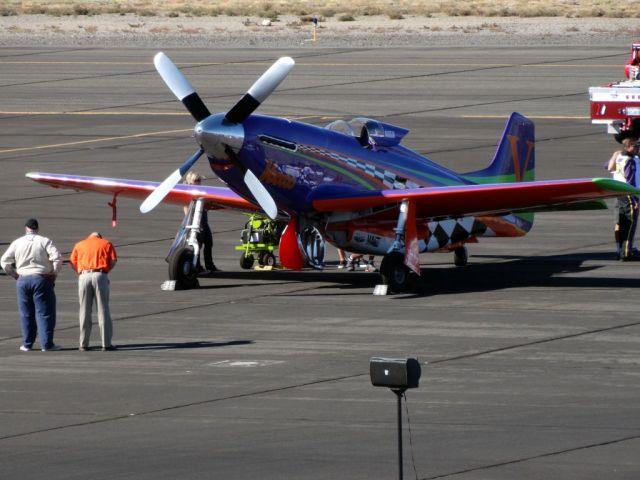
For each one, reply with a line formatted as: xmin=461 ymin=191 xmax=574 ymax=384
xmin=102 ymin=345 xmax=117 ymax=351
xmin=206 ymin=265 xmax=220 ymax=272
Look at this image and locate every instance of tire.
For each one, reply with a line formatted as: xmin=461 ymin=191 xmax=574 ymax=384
xmin=453 ymin=246 xmax=468 ymax=267
xmin=240 ymin=253 xmax=255 ymax=269
xmin=263 ymin=252 xmax=276 ymax=267
xmin=168 ymin=247 xmax=199 ymax=290
xmin=380 ymin=252 xmax=411 ymax=293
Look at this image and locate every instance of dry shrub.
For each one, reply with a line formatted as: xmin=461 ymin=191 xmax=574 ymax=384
xmin=179 ymin=26 xmax=204 ymax=34
xmin=6 ymin=25 xmax=33 ymax=33
xmin=150 ymin=25 xmax=171 ymax=33
xmin=0 ymin=6 xmax=17 ymax=16
xmin=319 ymin=8 xmax=336 ymax=18
xmin=83 ymin=25 xmax=98 ymax=33
xmin=8 ymin=0 xmax=640 ymax=19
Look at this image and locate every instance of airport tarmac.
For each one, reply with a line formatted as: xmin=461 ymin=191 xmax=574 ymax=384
xmin=1 ymin=46 xmax=639 ymax=479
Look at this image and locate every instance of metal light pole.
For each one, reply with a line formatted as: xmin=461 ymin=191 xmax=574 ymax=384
xmin=369 ymin=357 xmax=421 ymax=480
xmin=394 ymin=389 xmax=405 ymax=480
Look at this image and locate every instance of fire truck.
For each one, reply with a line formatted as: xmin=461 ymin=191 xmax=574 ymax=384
xmin=589 ymin=42 xmax=640 ymax=142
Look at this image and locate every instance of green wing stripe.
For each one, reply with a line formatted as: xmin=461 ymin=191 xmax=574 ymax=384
xmin=593 ymin=177 xmax=640 ymax=194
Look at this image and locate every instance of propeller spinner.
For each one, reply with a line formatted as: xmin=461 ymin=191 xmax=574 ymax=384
xmin=140 ymin=52 xmax=295 ymax=219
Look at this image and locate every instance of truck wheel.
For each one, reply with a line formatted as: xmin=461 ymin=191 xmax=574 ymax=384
xmin=240 ymin=253 xmax=255 ymax=269
xmin=263 ymin=253 xmax=276 ymax=267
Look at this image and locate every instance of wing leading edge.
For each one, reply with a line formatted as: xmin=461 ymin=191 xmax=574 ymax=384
xmin=25 ymin=172 xmax=258 ymax=211
xmin=310 ymin=178 xmax=638 ymax=219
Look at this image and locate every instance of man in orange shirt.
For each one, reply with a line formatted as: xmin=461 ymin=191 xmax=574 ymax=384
xmin=69 ymin=232 xmax=118 ymax=351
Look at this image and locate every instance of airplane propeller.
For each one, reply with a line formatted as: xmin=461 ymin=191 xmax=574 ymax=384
xmin=140 ymin=52 xmax=295 ymax=218
xmin=139 ymin=147 xmax=204 ymax=214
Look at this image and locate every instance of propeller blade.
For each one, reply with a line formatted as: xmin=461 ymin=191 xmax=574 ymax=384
xmin=154 ymin=52 xmax=211 ymax=122
xmin=244 ymin=169 xmax=278 ymax=220
xmin=223 ymin=145 xmax=278 ymax=219
xmin=140 ymin=148 xmax=204 ymax=213
xmin=225 ymin=56 xmax=295 ymax=124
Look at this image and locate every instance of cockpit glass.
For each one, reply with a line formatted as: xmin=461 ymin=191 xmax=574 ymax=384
xmin=325 ymin=119 xmax=355 ymax=136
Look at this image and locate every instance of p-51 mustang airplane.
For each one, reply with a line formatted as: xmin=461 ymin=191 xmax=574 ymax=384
xmin=28 ymin=53 xmax=640 ymax=292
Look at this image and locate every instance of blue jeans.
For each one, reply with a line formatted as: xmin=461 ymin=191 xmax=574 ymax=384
xmin=16 ymin=275 xmax=56 ymax=349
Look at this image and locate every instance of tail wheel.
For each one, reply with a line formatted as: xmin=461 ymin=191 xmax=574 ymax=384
xmin=380 ymin=252 xmax=412 ymax=293
xmin=453 ymin=246 xmax=468 ymax=267
xmin=240 ymin=253 xmax=255 ymax=269
xmin=168 ymin=247 xmax=199 ymax=289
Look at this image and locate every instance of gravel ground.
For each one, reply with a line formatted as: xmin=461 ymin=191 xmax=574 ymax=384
xmin=0 ymin=14 xmax=638 ymax=48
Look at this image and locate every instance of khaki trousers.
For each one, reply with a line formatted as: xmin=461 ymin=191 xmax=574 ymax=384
xmin=78 ymin=272 xmax=112 ymax=348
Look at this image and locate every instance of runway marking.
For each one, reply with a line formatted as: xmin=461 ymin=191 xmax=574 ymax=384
xmin=0 ymin=110 xmax=585 ymax=121
xmin=0 ymin=60 xmax=621 ymax=68
xmin=0 ymin=110 xmax=190 ymax=116
xmin=0 ymin=111 xmax=323 ymax=119
xmin=0 ymin=128 xmax=190 ymax=154
xmin=0 ymin=116 xmax=324 ymax=155
xmin=462 ymin=114 xmax=590 ymax=119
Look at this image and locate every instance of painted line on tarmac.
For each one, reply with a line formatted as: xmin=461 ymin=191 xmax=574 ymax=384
xmin=0 ymin=111 xmax=322 ymax=119
xmin=462 ymin=114 xmax=590 ymax=119
xmin=0 ymin=128 xmax=190 ymax=154
xmin=0 ymin=60 xmax=621 ymax=68
xmin=0 ymin=116 xmax=327 ymax=155
xmin=0 ymin=110 xmax=586 ymax=120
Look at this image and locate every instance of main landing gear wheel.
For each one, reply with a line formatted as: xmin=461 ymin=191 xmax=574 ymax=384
xmin=453 ymin=246 xmax=468 ymax=267
xmin=380 ymin=252 xmax=412 ymax=293
xmin=168 ymin=246 xmax=199 ymax=290
xmin=240 ymin=253 xmax=255 ymax=269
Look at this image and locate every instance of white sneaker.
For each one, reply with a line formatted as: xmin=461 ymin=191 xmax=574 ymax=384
xmin=19 ymin=345 xmax=31 ymax=352
xmin=365 ymin=262 xmax=378 ymax=272
xmin=41 ymin=344 xmax=62 ymax=352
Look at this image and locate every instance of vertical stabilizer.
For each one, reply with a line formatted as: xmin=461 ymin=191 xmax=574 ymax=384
xmin=464 ymin=112 xmax=535 ymax=184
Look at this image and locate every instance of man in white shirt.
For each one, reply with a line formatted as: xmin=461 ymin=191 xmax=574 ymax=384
xmin=1 ymin=218 xmax=62 ymax=351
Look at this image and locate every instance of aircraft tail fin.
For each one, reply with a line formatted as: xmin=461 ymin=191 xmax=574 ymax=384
xmin=463 ymin=112 xmax=535 ymax=184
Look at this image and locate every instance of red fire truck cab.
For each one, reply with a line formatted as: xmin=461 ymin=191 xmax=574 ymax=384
xmin=589 ymin=42 xmax=640 ymax=141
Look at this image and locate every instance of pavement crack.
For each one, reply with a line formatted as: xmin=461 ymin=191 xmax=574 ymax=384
xmin=420 ymin=433 xmax=640 ymax=479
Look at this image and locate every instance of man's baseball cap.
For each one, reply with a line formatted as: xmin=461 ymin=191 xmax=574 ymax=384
xmin=25 ymin=218 xmax=39 ymax=230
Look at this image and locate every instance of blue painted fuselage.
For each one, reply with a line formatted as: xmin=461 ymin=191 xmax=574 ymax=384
xmin=208 ymin=114 xmax=469 ymax=216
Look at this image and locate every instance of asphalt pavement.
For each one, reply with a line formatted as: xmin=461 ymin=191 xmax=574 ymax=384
xmin=0 ymin=45 xmax=638 ymax=480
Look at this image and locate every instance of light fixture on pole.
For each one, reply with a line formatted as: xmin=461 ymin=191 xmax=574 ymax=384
xmin=370 ymin=357 xmax=421 ymax=480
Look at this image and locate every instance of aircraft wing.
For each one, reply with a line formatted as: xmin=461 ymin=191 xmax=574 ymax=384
xmin=26 ymin=172 xmax=258 ymax=211
xmin=310 ymin=178 xmax=639 ymax=219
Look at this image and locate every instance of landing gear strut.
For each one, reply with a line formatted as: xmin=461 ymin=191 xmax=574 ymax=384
xmin=165 ymin=199 xmax=204 ymax=289
xmin=380 ymin=200 xmax=414 ymax=292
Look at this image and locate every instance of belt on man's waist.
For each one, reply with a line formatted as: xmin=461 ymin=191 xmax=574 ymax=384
xmin=80 ymin=269 xmax=106 ymax=274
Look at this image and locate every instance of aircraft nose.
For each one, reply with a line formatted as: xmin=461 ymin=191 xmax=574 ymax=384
xmin=195 ymin=113 xmax=245 ymax=159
